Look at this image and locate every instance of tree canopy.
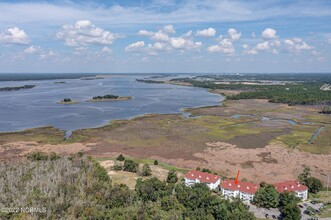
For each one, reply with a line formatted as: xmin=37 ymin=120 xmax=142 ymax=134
xmin=253 ymin=184 xmax=279 ymax=208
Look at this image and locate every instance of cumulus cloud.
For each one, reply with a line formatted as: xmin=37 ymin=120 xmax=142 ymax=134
xmin=125 ymin=41 xmax=145 ymax=52
xmin=284 ymin=38 xmax=313 ymax=52
xmin=208 ymin=38 xmax=234 ymax=54
xmin=56 ymin=20 xmax=122 ymax=47
xmin=196 ymin=28 xmax=216 ymax=37
xmin=262 ymin=28 xmax=277 ymax=39
xmin=255 ymin=41 xmax=270 ymax=51
xmin=24 ymin=45 xmax=42 ymax=54
xmin=0 ymin=27 xmax=29 ymax=44
xmin=227 ymin=28 xmax=241 ymax=41
xmin=207 ymin=28 xmax=240 ymax=55
xmin=137 ymin=25 xmax=202 ymax=55
xmin=22 ymin=45 xmax=55 ymax=60
xmin=163 ymin=25 xmax=176 ymax=34
xmin=170 ymin=37 xmax=202 ymax=49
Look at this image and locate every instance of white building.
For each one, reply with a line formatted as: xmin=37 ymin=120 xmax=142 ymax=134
xmin=221 ymin=180 xmax=259 ymax=202
xmin=274 ymin=181 xmax=308 ymax=201
xmin=184 ymin=170 xmax=221 ymax=190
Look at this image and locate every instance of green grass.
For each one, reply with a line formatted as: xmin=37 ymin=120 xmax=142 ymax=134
xmin=0 ymin=126 xmax=66 ymax=145
xmin=320 ymin=204 xmax=331 ymax=218
xmin=273 ymin=124 xmax=331 ymax=153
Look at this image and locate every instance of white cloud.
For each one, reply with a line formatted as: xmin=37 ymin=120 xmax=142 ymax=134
xmin=207 ymin=39 xmax=234 ymax=54
xmin=242 ymin=44 xmax=249 ymax=49
xmin=148 ymin=42 xmax=170 ymax=51
xmin=125 ymin=41 xmax=145 ymax=52
xmin=227 ymin=28 xmax=241 ymax=41
xmin=163 ymin=25 xmax=176 ymax=34
xmin=256 ymin=41 xmax=270 ymax=51
xmin=39 ymin=50 xmax=55 ymax=60
xmin=56 ymin=20 xmax=122 ymax=47
xmin=138 ymin=26 xmax=170 ymax=42
xmin=170 ymin=37 xmax=201 ymax=49
xmin=0 ymin=27 xmax=29 ymax=44
xmin=207 ymin=28 xmax=241 ymax=55
xmin=138 ymin=30 xmax=154 ymax=37
xmin=102 ymin=46 xmax=112 ymax=53
xmin=24 ymin=45 xmax=41 ymax=54
xmin=284 ymin=38 xmax=313 ymax=52
xmin=262 ymin=28 xmax=277 ymax=39
xmin=196 ymin=28 xmax=216 ymax=37
xmin=137 ymin=25 xmax=202 ymax=53
xmin=245 ymin=49 xmax=258 ymax=55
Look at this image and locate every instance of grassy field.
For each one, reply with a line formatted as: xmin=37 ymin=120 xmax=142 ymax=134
xmin=0 ymin=126 xmax=66 ymax=145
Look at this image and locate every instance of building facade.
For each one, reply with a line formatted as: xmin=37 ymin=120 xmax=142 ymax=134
xmin=184 ymin=170 xmax=221 ymax=190
xmin=221 ymin=180 xmax=259 ymax=202
xmin=274 ymin=181 xmax=308 ymax=201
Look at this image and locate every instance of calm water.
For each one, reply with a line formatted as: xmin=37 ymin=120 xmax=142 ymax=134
xmin=0 ymin=74 xmax=223 ymax=133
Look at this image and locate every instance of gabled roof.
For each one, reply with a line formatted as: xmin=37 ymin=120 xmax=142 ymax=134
xmin=274 ymin=180 xmax=308 ymax=193
xmin=221 ymin=180 xmax=259 ymax=194
xmin=184 ymin=170 xmax=220 ymax=184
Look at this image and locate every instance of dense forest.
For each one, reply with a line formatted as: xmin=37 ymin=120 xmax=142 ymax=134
xmin=0 ymin=152 xmax=255 ymax=219
xmin=171 ymin=77 xmax=331 ymax=106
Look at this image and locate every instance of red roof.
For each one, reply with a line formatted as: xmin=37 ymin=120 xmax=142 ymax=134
xmin=184 ymin=170 xmax=220 ymax=184
xmin=221 ymin=180 xmax=260 ymax=194
xmin=274 ymin=180 xmax=308 ymax=193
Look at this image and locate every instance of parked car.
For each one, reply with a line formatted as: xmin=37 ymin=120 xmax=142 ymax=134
xmin=298 ymin=204 xmax=304 ymax=208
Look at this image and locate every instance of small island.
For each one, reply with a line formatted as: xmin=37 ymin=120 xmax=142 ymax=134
xmin=54 ymin=81 xmax=66 ymax=84
xmin=89 ymin=94 xmax=132 ymax=102
xmin=57 ymin=98 xmax=79 ymax=105
xmin=0 ymin=84 xmax=36 ymax=91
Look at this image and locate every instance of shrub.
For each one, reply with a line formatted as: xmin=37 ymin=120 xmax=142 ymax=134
xmin=27 ymin=151 xmax=49 ymax=161
xmin=166 ymin=170 xmax=178 ymax=183
xmin=153 ymin=160 xmax=158 ymax=165
xmin=116 ymin=154 xmax=125 ymax=161
xmin=123 ymin=159 xmax=139 ymax=173
xmin=142 ymin=163 xmax=152 ymax=176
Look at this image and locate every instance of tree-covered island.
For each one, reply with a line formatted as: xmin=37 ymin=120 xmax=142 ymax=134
xmin=57 ymin=98 xmax=79 ymax=104
xmin=89 ymin=94 xmax=132 ymax=102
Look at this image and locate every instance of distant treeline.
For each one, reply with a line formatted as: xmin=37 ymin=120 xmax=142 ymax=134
xmin=0 ymin=73 xmax=95 ymax=81
xmin=0 ymin=84 xmax=36 ymax=91
xmin=172 ymin=78 xmax=331 ymax=106
xmin=0 ymin=152 xmax=255 ymax=219
xmin=136 ymin=79 xmax=165 ymax=84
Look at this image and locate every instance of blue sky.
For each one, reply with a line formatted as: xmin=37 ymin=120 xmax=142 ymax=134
xmin=0 ymin=0 xmax=331 ymax=73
